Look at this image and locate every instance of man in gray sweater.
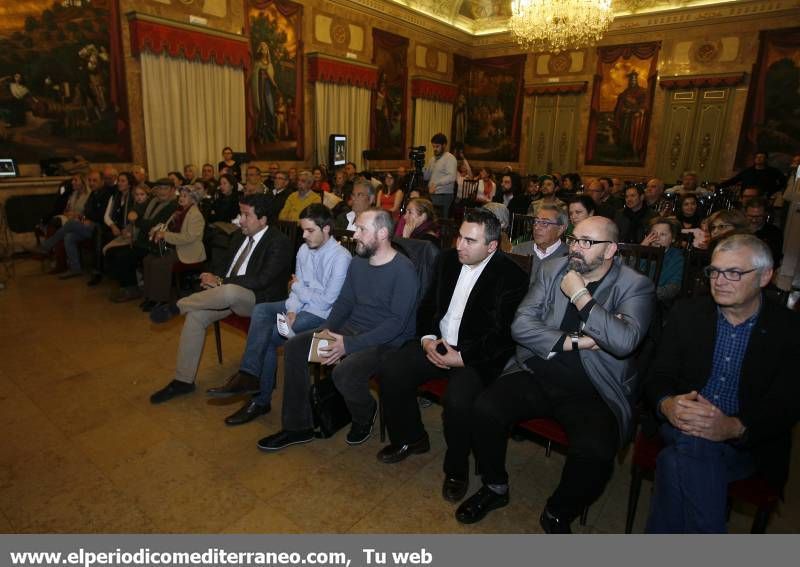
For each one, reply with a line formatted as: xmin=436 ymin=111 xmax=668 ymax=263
xmin=258 ymin=208 xmax=419 ymax=452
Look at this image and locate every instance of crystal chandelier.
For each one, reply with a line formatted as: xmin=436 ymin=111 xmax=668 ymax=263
xmin=510 ymin=0 xmax=615 ymax=53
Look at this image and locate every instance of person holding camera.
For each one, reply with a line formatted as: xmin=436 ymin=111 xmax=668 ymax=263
xmin=423 ymin=133 xmax=457 ymax=219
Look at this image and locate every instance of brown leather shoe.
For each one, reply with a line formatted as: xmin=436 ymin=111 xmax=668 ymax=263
xmin=206 ymin=371 xmax=261 ymax=397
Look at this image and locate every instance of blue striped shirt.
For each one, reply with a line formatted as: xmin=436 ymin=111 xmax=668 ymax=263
xmin=700 ymin=307 xmax=760 ymax=415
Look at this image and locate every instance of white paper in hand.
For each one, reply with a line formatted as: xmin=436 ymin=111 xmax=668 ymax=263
xmin=276 ymin=313 xmax=295 ymax=338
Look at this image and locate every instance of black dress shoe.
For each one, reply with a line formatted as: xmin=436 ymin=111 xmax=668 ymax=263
xmin=257 ymin=429 xmax=314 ymax=452
xmin=455 ymin=486 xmax=510 ymax=524
xmin=539 ymin=506 xmax=572 ymax=534
xmin=376 ymin=433 xmax=431 ymax=464
xmin=150 ymin=302 xmax=180 ymax=323
xmin=442 ymin=475 xmax=469 ymax=503
xmin=150 ymin=380 xmax=196 ymax=404
xmin=225 ymin=400 xmax=270 ymax=426
xmin=140 ymin=300 xmax=157 ymax=312
xmin=87 ymin=273 xmax=103 ymax=286
xmin=207 ymin=371 xmax=261 ymax=397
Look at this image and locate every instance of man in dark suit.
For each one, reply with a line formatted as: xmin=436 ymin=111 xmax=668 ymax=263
xmin=645 ymin=234 xmax=800 ymax=532
xmin=149 ymin=194 xmax=292 ymax=404
xmin=375 ymin=208 xmax=529 ymax=503
xmin=458 ymin=216 xmax=654 ymax=530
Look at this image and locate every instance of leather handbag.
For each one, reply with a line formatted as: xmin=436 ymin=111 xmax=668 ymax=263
xmin=309 ymin=375 xmax=351 ymax=438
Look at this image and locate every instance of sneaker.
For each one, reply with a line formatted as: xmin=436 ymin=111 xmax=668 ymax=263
xmin=257 ymin=429 xmax=314 ymax=452
xmin=150 ymin=380 xmax=195 ymax=404
xmin=346 ymin=401 xmax=378 ymax=445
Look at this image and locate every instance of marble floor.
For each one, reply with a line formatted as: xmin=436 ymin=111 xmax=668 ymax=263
xmin=0 ymin=258 xmax=798 ymax=534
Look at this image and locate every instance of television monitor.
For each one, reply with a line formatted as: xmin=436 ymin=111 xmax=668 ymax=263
xmin=0 ymin=158 xmax=19 ymax=178
xmin=329 ymin=134 xmax=347 ymax=168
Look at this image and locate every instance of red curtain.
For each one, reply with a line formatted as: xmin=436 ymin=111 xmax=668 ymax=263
xmin=412 ymin=79 xmax=458 ymax=103
xmin=129 ymin=19 xmax=250 ymax=68
xmin=307 ymin=57 xmax=379 ymax=89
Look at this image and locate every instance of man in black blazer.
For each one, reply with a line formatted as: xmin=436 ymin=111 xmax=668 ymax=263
xmin=149 ymin=194 xmax=292 ymax=404
xmin=645 ymin=234 xmax=800 ymax=532
xmin=376 ymin=208 xmax=529 ymax=502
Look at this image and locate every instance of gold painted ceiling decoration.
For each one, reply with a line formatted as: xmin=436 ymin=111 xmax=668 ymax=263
xmin=389 ymin=1 xmax=751 ymax=35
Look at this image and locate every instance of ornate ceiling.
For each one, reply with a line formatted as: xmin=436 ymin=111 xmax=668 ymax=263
xmin=388 ymin=1 xmax=760 ymax=35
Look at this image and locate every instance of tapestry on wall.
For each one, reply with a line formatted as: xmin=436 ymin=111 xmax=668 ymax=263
xmin=0 ymin=1 xmax=130 ymax=162
xmin=369 ymin=28 xmax=408 ymax=160
xmin=736 ymin=27 xmax=800 ymax=169
xmin=245 ymin=0 xmax=303 ymax=160
xmin=451 ymin=54 xmax=525 ymax=162
xmin=585 ymin=42 xmax=660 ymax=167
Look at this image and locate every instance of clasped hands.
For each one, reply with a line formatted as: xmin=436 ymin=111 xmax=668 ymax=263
xmin=660 ymin=390 xmax=744 ymax=442
xmin=422 ymin=338 xmax=464 ymax=370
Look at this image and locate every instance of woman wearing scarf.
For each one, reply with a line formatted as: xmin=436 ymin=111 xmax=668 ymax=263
xmin=141 ymin=185 xmax=206 ymax=309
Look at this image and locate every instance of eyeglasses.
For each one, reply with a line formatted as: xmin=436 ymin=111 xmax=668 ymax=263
xmin=703 ymin=266 xmax=757 ymax=281
xmin=565 ymin=235 xmax=613 ymax=249
xmin=533 ymin=219 xmax=561 ymax=227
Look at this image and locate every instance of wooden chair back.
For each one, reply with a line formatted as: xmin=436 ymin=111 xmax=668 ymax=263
xmin=616 ymin=243 xmax=665 ymax=285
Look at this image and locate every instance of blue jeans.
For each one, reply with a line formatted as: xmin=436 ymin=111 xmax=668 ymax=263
xmin=42 ymin=219 xmax=94 ymax=272
xmin=239 ymin=300 xmax=324 ymax=406
xmin=646 ymin=423 xmax=754 ymax=533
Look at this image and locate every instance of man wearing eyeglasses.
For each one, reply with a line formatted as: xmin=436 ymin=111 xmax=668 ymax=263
xmin=644 ymin=234 xmax=800 ymax=532
xmin=511 ymin=205 xmax=568 ymax=278
xmin=456 ymin=216 xmax=655 ymax=530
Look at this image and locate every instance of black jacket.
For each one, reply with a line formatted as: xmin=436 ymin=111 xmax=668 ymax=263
xmin=645 ymin=296 xmax=800 ymax=492
xmin=417 ymin=249 xmax=529 ymax=384
xmin=217 ymin=226 xmax=292 ymax=304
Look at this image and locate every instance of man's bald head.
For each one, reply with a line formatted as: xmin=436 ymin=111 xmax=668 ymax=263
xmin=575 ymin=215 xmax=618 ymax=243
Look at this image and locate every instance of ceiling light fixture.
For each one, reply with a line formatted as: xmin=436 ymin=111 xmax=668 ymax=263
xmin=509 ymin=0 xmax=615 ymax=53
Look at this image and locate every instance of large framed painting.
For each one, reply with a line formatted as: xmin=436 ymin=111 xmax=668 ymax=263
xmin=369 ymin=28 xmax=408 ymax=160
xmin=0 ymin=1 xmax=130 ymax=162
xmin=452 ymin=54 xmax=525 ymax=162
xmin=736 ymin=27 xmax=800 ymax=169
xmin=585 ymin=42 xmax=660 ymax=167
xmin=245 ymin=0 xmax=303 ymax=160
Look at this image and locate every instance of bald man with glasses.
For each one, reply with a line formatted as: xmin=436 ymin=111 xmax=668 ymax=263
xmin=645 ymin=234 xmax=800 ymax=533
xmin=456 ymin=216 xmax=655 ymax=531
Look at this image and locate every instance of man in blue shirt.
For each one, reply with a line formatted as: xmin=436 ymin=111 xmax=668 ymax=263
xmin=206 ymin=204 xmax=351 ymax=425
xmin=646 ymin=234 xmax=800 ymax=532
xmin=424 ymin=133 xmax=457 ymax=219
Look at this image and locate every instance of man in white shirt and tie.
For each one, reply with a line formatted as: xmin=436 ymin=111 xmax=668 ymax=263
xmin=375 ymin=208 xmax=529 ymax=503
xmin=149 ymin=194 xmax=293 ymax=404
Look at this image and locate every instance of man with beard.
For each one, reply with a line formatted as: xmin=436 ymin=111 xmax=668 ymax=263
xmin=456 ymin=216 xmax=655 ymax=531
xmin=423 ymin=133 xmax=457 ymax=218
xmin=257 ymin=208 xmax=419 ymax=451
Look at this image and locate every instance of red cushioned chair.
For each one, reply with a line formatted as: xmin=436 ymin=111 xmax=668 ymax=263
xmin=625 ymin=430 xmax=780 ymax=533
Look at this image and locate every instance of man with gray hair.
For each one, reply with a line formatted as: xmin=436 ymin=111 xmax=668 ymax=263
xmin=644 ymin=177 xmax=673 ymax=216
xmin=278 ymin=170 xmax=320 ymax=221
xmin=457 ymin=216 xmax=655 ymax=531
xmin=645 ymin=234 xmax=800 ymax=533
xmin=511 ymin=204 xmax=569 ymax=278
xmin=335 ymin=179 xmax=375 ymax=231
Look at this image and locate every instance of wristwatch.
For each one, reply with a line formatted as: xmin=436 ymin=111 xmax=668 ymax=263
xmin=570 ymin=332 xmax=580 ymax=351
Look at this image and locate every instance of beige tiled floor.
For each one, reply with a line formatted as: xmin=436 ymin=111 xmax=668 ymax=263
xmin=1 ymin=259 xmax=798 ymax=533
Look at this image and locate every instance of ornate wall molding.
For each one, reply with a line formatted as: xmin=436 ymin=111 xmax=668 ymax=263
xmin=659 ymin=72 xmax=746 ymax=89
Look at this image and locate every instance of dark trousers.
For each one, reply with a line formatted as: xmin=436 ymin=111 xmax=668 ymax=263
xmin=380 ymin=340 xmax=484 ymax=478
xmin=646 ymin=424 xmax=754 ymax=533
xmin=106 ymin=246 xmax=146 ymax=287
xmin=282 ymin=329 xmax=387 ymax=431
xmin=472 ymin=368 xmax=619 ymax=522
